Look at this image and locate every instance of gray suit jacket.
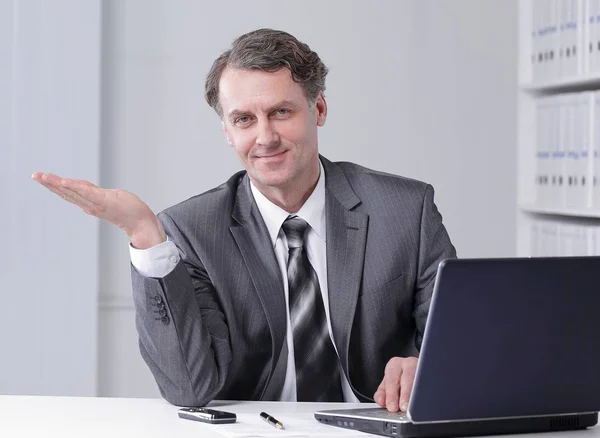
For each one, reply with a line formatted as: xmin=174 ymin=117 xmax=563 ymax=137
xmin=131 ymin=156 xmax=456 ymax=406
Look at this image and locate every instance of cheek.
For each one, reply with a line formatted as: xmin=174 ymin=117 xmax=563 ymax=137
xmin=278 ymin=120 xmax=312 ymax=145
xmin=230 ymin=132 xmax=255 ymax=156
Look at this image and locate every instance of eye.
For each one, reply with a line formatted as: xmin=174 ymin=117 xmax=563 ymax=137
xmin=273 ymin=108 xmax=291 ymax=118
xmin=235 ymin=116 xmax=252 ymax=126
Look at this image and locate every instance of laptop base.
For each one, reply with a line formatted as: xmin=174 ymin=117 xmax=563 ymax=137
xmin=314 ymin=409 xmax=598 ymax=438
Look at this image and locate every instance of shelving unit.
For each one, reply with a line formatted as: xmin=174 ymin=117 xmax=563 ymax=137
xmin=517 ymin=0 xmax=600 ymax=257
xmin=520 ymin=74 xmax=600 ymax=92
xmin=520 ymin=203 xmax=600 ymax=217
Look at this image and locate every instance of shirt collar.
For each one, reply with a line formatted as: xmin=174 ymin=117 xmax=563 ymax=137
xmin=249 ymin=160 xmax=326 ymax=247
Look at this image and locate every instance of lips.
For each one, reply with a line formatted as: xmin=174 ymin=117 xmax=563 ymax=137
xmin=255 ymin=150 xmax=287 ymax=159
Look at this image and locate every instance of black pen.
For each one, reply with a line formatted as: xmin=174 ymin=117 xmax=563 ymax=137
xmin=260 ymin=411 xmax=285 ymax=430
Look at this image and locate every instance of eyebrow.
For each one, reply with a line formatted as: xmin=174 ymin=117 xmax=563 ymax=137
xmin=227 ymin=100 xmax=300 ymax=120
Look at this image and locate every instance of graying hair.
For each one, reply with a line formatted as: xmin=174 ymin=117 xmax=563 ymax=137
xmin=205 ymin=28 xmax=328 ymax=117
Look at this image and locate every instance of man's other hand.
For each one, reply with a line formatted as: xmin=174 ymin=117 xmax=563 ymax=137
xmin=374 ymin=356 xmax=418 ymax=413
xmin=32 ymin=172 xmax=166 ymax=249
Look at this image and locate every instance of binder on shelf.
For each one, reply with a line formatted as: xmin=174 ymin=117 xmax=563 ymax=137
xmin=557 ymin=223 xmax=572 ymax=255
xmin=593 ymin=91 xmax=600 ymax=207
xmin=576 ymin=0 xmax=587 ymax=76
xmin=563 ymin=93 xmax=576 ymax=208
xmin=537 ymin=0 xmax=548 ymax=80
xmin=575 ymin=92 xmax=588 ymax=207
xmin=582 ymin=92 xmax=594 ymax=207
xmin=560 ymin=0 xmax=577 ymax=78
xmin=591 ymin=0 xmax=600 ymax=72
xmin=528 ymin=0 xmax=594 ymax=82
xmin=540 ymin=221 xmax=560 ymax=255
xmin=565 ymin=92 xmax=593 ymax=208
xmin=571 ymin=223 xmax=588 ymax=254
xmin=550 ymin=0 xmax=561 ymax=79
xmin=558 ymin=223 xmax=577 ymax=255
xmin=532 ymin=90 xmax=600 ymax=211
xmin=535 ymin=97 xmax=554 ymax=205
xmin=529 ymin=218 xmax=600 ymax=256
xmin=583 ymin=0 xmax=594 ymax=73
xmin=530 ymin=221 xmax=540 ymax=256
xmin=535 ymin=98 xmax=544 ymax=205
xmin=532 ymin=0 xmax=541 ymax=80
xmin=588 ymin=225 xmax=600 ymax=254
xmin=553 ymin=94 xmax=568 ymax=207
xmin=533 ymin=0 xmax=559 ymax=81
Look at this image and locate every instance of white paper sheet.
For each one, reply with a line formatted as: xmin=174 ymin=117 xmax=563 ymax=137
xmin=213 ymin=411 xmax=376 ymax=438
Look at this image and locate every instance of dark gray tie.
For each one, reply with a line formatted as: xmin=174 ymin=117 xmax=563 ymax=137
xmin=282 ymin=215 xmax=344 ymax=402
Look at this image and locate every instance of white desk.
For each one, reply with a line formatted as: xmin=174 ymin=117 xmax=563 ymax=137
xmin=0 ymin=396 xmax=371 ymax=438
xmin=0 ymin=396 xmax=599 ymax=438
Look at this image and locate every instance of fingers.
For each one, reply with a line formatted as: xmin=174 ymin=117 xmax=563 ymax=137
xmin=61 ymin=178 xmax=106 ymax=206
xmin=39 ymin=179 xmax=98 ymax=213
xmin=33 ymin=173 xmax=100 ymax=214
xmin=383 ymin=360 xmax=402 ymax=413
xmin=48 ymin=174 xmax=103 ymax=206
xmin=374 ymin=381 xmax=386 ymax=408
xmin=32 ymin=172 xmax=61 ymax=185
xmin=374 ymin=357 xmax=419 ymax=413
xmin=399 ymin=360 xmax=416 ymax=413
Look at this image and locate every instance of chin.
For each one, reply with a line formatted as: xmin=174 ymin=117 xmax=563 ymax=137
xmin=251 ymin=169 xmax=294 ymax=189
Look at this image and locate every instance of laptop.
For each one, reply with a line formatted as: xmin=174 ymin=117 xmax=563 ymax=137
xmin=315 ymin=257 xmax=600 ymax=437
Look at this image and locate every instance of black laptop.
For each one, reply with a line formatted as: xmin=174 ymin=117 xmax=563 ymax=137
xmin=315 ymin=257 xmax=600 ymax=437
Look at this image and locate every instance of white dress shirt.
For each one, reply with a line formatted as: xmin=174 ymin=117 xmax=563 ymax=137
xmin=129 ymin=162 xmax=359 ymax=402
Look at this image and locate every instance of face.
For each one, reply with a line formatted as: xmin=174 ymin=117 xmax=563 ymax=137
xmin=219 ymin=67 xmax=327 ymax=194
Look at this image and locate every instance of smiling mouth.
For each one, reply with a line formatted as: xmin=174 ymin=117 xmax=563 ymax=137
xmin=256 ymin=150 xmax=287 ymax=159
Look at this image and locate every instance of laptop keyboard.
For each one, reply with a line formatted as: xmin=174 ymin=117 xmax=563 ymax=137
xmin=354 ymin=410 xmax=408 ymax=420
xmin=325 ymin=408 xmax=411 ymax=423
xmin=376 ymin=411 xmax=406 ymax=419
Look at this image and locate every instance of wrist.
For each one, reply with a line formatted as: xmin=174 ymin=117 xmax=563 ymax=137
xmin=129 ymin=217 xmax=166 ymax=250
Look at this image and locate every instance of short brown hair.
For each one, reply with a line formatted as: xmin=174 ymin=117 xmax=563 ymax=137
xmin=205 ymin=28 xmax=328 ymax=116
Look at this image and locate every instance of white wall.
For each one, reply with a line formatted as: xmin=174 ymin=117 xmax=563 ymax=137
xmin=98 ymin=0 xmax=517 ymax=397
xmin=1 ymin=0 xmax=101 ymax=396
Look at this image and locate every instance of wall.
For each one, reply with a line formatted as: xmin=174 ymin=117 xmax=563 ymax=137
xmin=1 ymin=0 xmax=101 ymax=396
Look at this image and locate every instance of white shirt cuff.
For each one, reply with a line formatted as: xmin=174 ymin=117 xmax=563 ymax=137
xmin=129 ymin=238 xmax=180 ymax=278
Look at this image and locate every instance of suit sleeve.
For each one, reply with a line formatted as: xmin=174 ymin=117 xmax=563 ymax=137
xmin=131 ymin=211 xmax=232 ymax=407
xmin=413 ymin=184 xmax=457 ymax=350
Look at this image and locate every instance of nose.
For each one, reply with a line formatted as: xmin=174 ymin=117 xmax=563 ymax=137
xmin=256 ymin=118 xmax=280 ymax=147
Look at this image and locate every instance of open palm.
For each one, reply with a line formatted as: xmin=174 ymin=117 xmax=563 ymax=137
xmin=32 ymin=172 xmax=165 ymax=249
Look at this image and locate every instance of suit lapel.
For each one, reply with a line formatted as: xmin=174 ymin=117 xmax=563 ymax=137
xmin=322 ymin=157 xmax=369 ymax=377
xmin=229 ymin=175 xmax=286 ymax=398
xmin=227 ymin=161 xmax=368 ymax=397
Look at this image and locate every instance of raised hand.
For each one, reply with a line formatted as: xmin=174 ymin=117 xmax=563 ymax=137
xmin=32 ymin=172 xmax=166 ymax=249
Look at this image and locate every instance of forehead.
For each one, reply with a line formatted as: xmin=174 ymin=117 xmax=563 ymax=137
xmin=219 ymin=67 xmax=308 ymax=114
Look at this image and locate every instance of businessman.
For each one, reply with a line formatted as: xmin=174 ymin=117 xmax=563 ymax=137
xmin=33 ymin=28 xmax=456 ymax=412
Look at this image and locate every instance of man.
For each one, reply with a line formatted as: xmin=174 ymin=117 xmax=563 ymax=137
xmin=33 ymin=28 xmax=456 ymax=412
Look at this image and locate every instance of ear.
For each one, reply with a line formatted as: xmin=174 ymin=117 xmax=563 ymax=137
xmin=221 ymin=120 xmax=233 ymax=146
xmin=314 ymin=91 xmax=327 ymax=127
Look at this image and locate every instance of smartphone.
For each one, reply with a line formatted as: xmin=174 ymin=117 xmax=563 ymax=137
xmin=178 ymin=407 xmax=237 ymax=424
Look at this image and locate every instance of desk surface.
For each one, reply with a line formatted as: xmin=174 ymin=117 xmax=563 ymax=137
xmin=0 ymin=396 xmax=370 ymax=438
xmin=1 ymin=396 xmax=599 ymax=438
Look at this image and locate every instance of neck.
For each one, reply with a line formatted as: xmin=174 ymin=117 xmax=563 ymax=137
xmin=254 ymin=160 xmax=320 ymax=213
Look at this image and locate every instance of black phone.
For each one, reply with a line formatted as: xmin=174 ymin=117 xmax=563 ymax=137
xmin=177 ymin=407 xmax=237 ymax=424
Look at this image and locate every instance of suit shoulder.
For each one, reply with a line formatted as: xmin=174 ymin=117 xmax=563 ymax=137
xmin=158 ymin=171 xmax=245 ymax=222
xmin=333 ymin=161 xmax=431 ymax=194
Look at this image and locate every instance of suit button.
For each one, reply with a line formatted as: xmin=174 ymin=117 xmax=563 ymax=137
xmin=156 ymin=302 xmax=165 ymax=310
xmin=161 ymin=316 xmax=170 ymax=324
xmin=156 ymin=309 xmax=166 ymax=317
xmin=154 ymin=295 xmax=163 ymax=304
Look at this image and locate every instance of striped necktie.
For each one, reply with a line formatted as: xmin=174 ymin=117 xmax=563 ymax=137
xmin=282 ymin=215 xmax=344 ymax=402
